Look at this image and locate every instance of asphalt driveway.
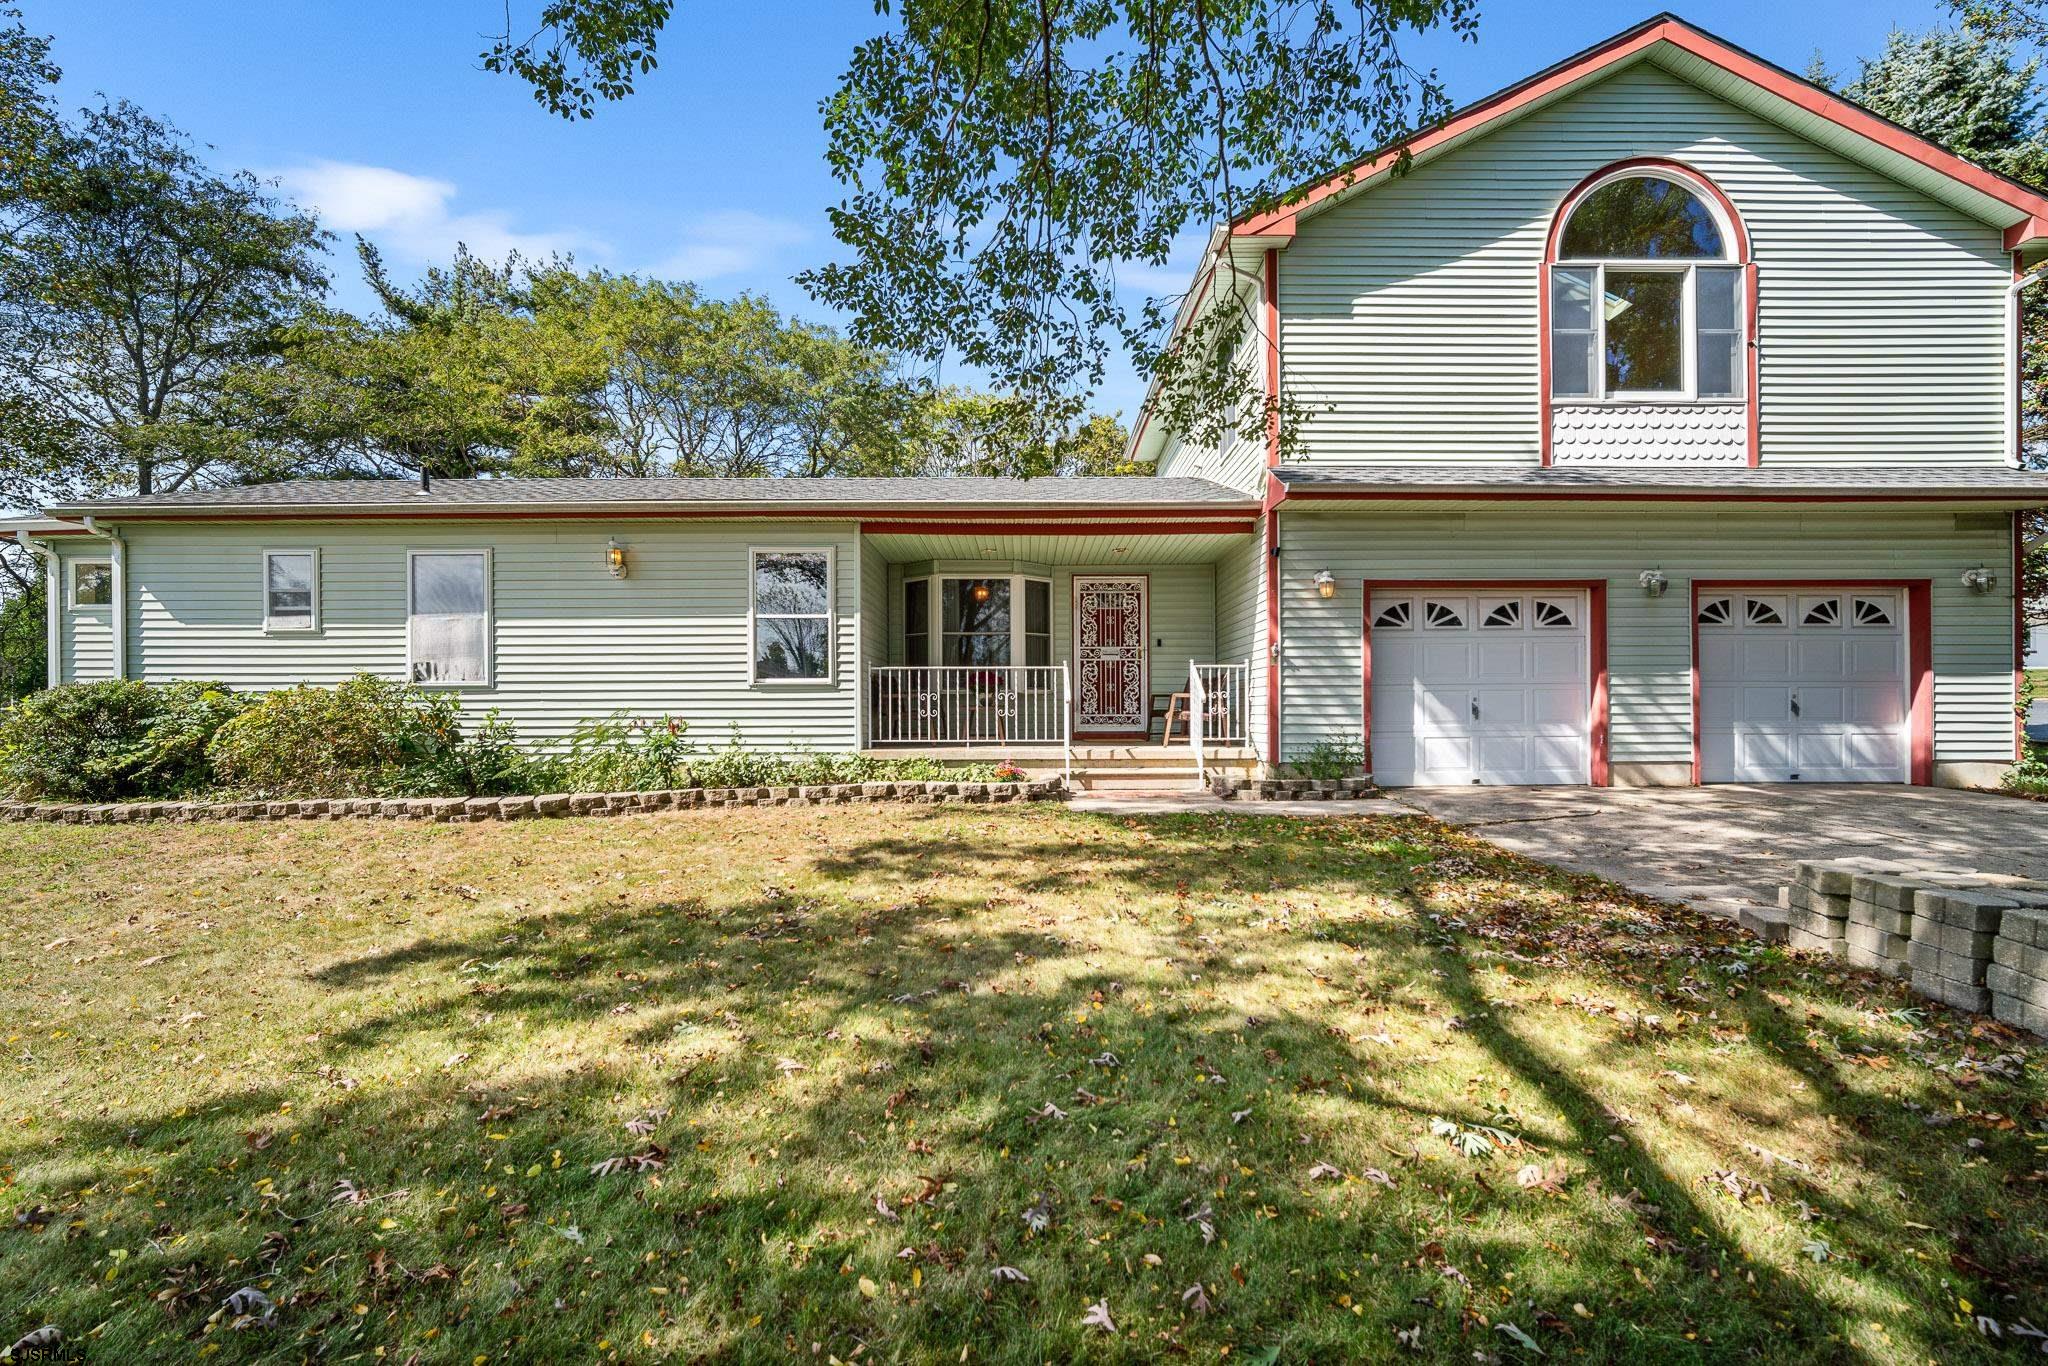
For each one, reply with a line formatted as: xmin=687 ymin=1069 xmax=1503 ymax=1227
xmin=1390 ymin=784 xmax=2048 ymax=921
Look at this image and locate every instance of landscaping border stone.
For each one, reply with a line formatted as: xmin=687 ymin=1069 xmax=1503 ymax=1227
xmin=1774 ymin=858 xmax=2048 ymax=1037
xmin=0 ymin=779 xmax=1067 ymax=825
xmin=1219 ymin=776 xmax=1380 ymax=802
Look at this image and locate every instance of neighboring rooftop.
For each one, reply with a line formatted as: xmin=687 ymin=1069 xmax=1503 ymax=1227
xmin=42 ymin=475 xmax=1259 ymax=518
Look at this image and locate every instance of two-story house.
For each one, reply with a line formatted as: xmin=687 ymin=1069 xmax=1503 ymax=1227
xmin=10 ymin=14 xmax=2047 ymax=791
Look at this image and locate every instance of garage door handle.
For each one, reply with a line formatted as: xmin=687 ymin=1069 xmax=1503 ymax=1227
xmin=1790 ymin=693 xmax=1801 ymax=718
xmin=1470 ymin=697 xmax=1481 ymax=721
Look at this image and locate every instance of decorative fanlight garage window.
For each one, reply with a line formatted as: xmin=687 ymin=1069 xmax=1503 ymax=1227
xmin=1549 ymin=166 xmax=1746 ymax=404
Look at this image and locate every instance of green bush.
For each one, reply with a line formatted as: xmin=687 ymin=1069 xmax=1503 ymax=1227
xmin=0 ymin=679 xmax=246 ymax=801
xmin=683 ymin=730 xmax=1012 ymax=788
xmin=535 ymin=713 xmax=689 ymax=793
xmin=1287 ymin=736 xmax=1365 ymax=781
xmin=2006 ymin=743 xmax=2048 ymax=796
xmin=206 ymin=673 xmax=537 ymax=798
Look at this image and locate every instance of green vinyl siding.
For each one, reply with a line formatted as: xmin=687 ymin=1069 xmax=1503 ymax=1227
xmin=110 ymin=519 xmax=862 ymax=750
xmin=1278 ymin=506 xmax=2016 ymax=767
xmin=1282 ymin=61 xmax=2011 ymax=467
xmin=50 ymin=539 xmax=115 ymax=683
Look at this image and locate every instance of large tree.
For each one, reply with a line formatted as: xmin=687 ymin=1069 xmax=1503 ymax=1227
xmin=480 ymin=2 xmax=1479 ymax=461
xmin=1831 ymin=27 xmax=2048 ymax=632
xmin=0 ymin=96 xmax=328 ymax=498
xmin=242 ymin=245 xmax=1036 ymax=481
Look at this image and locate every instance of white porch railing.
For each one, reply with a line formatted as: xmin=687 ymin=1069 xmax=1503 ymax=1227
xmin=866 ymin=664 xmax=1072 ymax=779
xmin=1188 ymin=660 xmax=1251 ymax=784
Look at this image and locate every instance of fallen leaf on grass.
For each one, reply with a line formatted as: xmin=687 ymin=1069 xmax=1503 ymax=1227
xmin=1081 ymin=1299 xmax=1116 ymax=1333
xmin=990 ymin=1265 xmax=1029 ymax=1283
xmin=1496 ymin=1321 xmax=1542 ymax=1354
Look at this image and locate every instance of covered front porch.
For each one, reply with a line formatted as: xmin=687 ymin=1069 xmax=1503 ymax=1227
xmin=854 ymin=522 xmax=1261 ymax=781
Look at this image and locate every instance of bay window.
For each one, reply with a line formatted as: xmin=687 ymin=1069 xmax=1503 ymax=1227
xmin=1549 ymin=170 xmax=1743 ymax=402
xmin=903 ymin=574 xmax=1053 ymax=668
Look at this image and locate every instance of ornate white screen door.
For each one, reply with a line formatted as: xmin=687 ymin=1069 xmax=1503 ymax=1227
xmin=1073 ymin=576 xmax=1149 ymax=733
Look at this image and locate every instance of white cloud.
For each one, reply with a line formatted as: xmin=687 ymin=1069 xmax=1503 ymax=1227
xmin=1113 ymin=231 xmax=1212 ymax=299
xmin=653 ymin=210 xmax=812 ymax=283
xmin=277 ymin=160 xmax=601 ymax=265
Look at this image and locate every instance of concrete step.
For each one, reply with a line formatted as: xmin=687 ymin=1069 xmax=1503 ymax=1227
xmin=1072 ymin=768 xmax=1205 ymax=792
xmin=1736 ymin=903 xmax=1791 ymax=944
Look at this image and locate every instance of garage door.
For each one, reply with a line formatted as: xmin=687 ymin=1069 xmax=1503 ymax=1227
xmin=1369 ymin=590 xmax=1591 ymax=785
xmin=1697 ymin=590 xmax=1907 ymax=783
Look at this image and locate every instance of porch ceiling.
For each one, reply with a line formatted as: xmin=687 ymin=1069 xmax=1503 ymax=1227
xmin=864 ymin=529 xmax=1251 ymax=565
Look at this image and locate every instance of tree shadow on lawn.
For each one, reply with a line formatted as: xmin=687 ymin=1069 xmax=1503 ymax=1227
xmin=1 ymin=807 xmax=2040 ymax=1363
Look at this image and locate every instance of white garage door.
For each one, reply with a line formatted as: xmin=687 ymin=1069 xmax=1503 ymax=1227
xmin=1369 ymin=590 xmax=1591 ymax=785
xmin=1697 ymin=590 xmax=1907 ymax=783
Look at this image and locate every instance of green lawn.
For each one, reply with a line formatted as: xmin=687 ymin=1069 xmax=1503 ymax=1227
xmin=2 ymin=806 xmax=2043 ymax=1362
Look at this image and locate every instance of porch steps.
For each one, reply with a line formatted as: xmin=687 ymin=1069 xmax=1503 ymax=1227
xmin=1070 ymin=765 xmax=1211 ymax=794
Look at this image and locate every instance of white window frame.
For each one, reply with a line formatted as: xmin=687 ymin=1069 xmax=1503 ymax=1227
xmin=262 ymin=548 xmax=321 ymax=633
xmin=902 ymin=572 xmax=1055 ymax=668
xmin=749 ymin=546 xmax=835 ymax=686
xmin=68 ymin=558 xmax=113 ymax=609
xmin=405 ymin=548 xmax=494 ymax=689
xmin=1550 ymin=167 xmax=1744 ymax=406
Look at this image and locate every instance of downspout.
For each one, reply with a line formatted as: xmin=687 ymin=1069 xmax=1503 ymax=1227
xmin=81 ymin=516 xmax=126 ymax=680
xmin=2007 ymin=262 xmax=2048 ymax=468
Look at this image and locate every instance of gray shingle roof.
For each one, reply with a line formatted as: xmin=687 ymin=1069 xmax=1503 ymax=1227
xmin=45 ymin=475 xmax=1258 ymax=517
xmin=1275 ymin=463 xmax=2048 ymax=498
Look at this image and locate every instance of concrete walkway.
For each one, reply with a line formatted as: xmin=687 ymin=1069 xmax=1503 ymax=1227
xmin=1390 ymin=784 xmax=2048 ymax=920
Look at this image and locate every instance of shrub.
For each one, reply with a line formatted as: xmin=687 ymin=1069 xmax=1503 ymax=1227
xmin=1287 ymin=736 xmax=1365 ymax=781
xmin=2005 ymin=743 xmax=2048 ymax=796
xmin=0 ymin=679 xmax=246 ymax=801
xmin=548 ymin=714 xmax=691 ymax=793
xmin=206 ymin=673 xmax=536 ymax=798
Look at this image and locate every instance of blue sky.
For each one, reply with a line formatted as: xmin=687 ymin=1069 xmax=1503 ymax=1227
xmin=50 ymin=0 xmax=1959 ymax=420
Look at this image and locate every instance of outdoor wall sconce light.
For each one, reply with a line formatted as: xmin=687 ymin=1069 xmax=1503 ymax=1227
xmin=1961 ymin=565 xmax=1996 ymax=593
xmin=606 ymin=538 xmax=628 ymax=579
xmin=1313 ymin=569 xmax=1338 ymax=599
xmin=1638 ymin=568 xmax=1669 ymax=598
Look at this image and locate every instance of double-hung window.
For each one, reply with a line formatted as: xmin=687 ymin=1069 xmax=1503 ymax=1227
xmin=408 ymin=550 xmax=492 ymax=685
xmin=263 ymin=549 xmax=319 ymax=632
xmin=1550 ymin=171 xmax=1743 ymax=402
xmin=751 ymin=549 xmax=832 ymax=682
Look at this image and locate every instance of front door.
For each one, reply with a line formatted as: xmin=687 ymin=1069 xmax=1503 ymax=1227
xmin=1074 ymin=576 xmax=1149 ymax=734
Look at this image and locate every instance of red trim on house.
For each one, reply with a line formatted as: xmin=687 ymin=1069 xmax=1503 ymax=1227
xmin=1537 ymin=257 xmax=1554 ymax=467
xmin=1263 ymin=248 xmax=1281 ymax=470
xmin=859 ymin=519 xmax=1254 ymax=537
xmin=1540 ymin=159 xmax=1757 ymax=467
xmin=1688 ymin=578 xmax=1934 ymax=786
xmin=1262 ymin=474 xmax=1285 ymax=763
xmin=1232 ymin=15 xmax=2048 ymax=242
xmin=1542 ymin=157 xmax=1753 ymax=260
xmin=1359 ymin=579 xmax=1610 ymax=787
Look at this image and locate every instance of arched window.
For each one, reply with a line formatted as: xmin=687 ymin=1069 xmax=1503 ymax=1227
xmin=1549 ymin=166 xmax=1745 ymax=403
